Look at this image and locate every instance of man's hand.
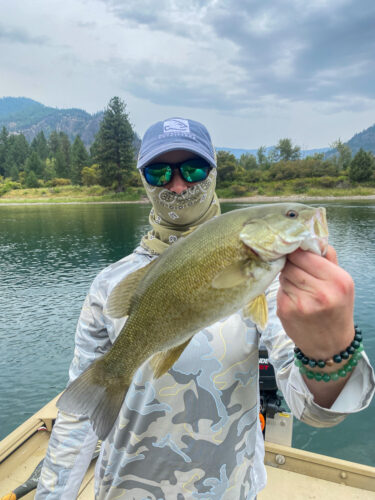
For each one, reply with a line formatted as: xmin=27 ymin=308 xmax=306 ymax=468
xmin=277 ymin=245 xmax=355 ymax=360
xmin=277 ymin=245 xmax=357 ymax=408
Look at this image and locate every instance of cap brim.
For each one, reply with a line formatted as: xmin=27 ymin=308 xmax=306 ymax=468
xmin=137 ymin=143 xmax=216 ymax=169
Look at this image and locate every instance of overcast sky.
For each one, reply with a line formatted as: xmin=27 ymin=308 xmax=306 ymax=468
xmin=1 ymin=0 xmax=375 ymax=148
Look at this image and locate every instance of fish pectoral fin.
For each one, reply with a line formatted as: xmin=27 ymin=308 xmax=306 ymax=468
xmin=211 ymin=262 xmax=248 ymax=289
xmin=105 ymin=260 xmax=156 ymax=318
xmin=57 ymin=360 xmax=129 ymax=440
xmin=243 ymin=293 xmax=268 ymax=329
xmin=150 ymin=339 xmax=192 ymax=379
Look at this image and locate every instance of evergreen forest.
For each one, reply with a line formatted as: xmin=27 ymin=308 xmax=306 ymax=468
xmin=0 ymin=96 xmax=374 ymax=200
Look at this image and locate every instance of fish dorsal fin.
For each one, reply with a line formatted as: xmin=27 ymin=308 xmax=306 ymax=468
xmin=105 ymin=260 xmax=156 ymax=318
xmin=150 ymin=339 xmax=192 ymax=379
xmin=243 ymin=293 xmax=268 ymax=329
xmin=211 ymin=262 xmax=248 ymax=289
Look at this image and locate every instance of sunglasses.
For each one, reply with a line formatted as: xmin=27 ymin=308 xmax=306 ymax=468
xmin=143 ymin=158 xmax=212 ymax=187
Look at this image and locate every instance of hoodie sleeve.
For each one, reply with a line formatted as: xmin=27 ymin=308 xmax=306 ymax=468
xmin=260 ymin=277 xmax=375 ymax=428
xmin=35 ymin=279 xmax=112 ymax=499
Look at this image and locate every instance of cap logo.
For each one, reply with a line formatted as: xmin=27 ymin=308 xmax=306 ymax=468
xmin=163 ymin=118 xmax=190 ymax=134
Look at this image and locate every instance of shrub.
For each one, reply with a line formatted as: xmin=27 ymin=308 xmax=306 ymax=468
xmin=231 ymin=184 xmax=248 ymax=196
xmin=294 ymin=181 xmax=308 ymax=193
xmin=49 ymin=178 xmax=72 ymax=186
xmin=82 ymin=165 xmax=101 ymax=186
xmin=349 ymin=149 xmax=375 ymax=182
xmin=25 ymin=171 xmax=40 ymax=188
xmin=317 ymin=176 xmax=336 ymax=188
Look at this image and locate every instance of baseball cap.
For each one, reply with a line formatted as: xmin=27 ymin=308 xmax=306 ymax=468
xmin=137 ymin=117 xmax=217 ymax=169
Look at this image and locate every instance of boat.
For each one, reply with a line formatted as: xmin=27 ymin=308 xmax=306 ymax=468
xmin=0 ymin=394 xmax=374 ymax=499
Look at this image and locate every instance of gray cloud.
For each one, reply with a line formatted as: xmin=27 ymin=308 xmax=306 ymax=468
xmin=0 ymin=25 xmax=48 ymax=45
xmin=100 ymin=0 xmax=375 ymax=112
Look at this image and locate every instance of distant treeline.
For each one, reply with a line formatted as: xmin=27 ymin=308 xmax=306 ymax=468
xmin=0 ymin=96 xmax=375 ymax=197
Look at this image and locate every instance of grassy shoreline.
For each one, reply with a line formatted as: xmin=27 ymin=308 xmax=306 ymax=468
xmin=1 ymin=185 xmax=375 ymax=205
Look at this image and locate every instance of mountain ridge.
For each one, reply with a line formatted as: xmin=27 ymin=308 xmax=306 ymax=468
xmin=0 ymin=97 xmax=103 ymax=147
xmin=0 ymin=97 xmax=374 ymax=156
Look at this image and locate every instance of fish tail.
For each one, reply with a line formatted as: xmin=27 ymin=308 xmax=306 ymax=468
xmin=57 ymin=360 xmax=129 ymax=440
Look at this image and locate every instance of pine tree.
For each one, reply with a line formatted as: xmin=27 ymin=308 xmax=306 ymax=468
xmin=9 ymin=134 xmax=30 ymax=170
xmin=92 ymin=97 xmax=135 ymax=190
xmin=31 ymin=131 xmax=49 ymax=160
xmin=0 ymin=127 xmax=9 ymax=177
xmin=25 ymin=170 xmax=39 ymax=188
xmin=349 ymin=149 xmax=375 ymax=182
xmin=48 ymin=131 xmax=60 ymax=157
xmin=58 ymin=132 xmax=72 ymax=178
xmin=71 ymin=135 xmax=89 ymax=184
xmin=25 ymin=151 xmax=44 ymax=178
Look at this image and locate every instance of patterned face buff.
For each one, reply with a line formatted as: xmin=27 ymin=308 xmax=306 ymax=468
xmin=140 ymin=168 xmax=220 ymax=255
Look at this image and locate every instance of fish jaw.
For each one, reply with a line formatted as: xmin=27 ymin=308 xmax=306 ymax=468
xmin=240 ymin=206 xmax=329 ymax=261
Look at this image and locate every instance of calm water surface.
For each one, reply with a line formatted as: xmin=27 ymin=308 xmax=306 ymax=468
xmin=0 ymin=201 xmax=374 ymax=466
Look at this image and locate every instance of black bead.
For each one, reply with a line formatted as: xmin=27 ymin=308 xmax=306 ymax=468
xmin=308 ymin=359 xmax=317 ymax=368
xmin=354 ymin=333 xmax=362 ymax=342
xmin=340 ymin=350 xmax=350 ymax=360
xmin=333 ymin=354 xmax=342 ymax=363
xmin=294 ymin=347 xmax=300 ymax=354
xmin=296 ymin=352 xmax=304 ymax=360
xmin=301 ymin=357 xmax=309 ymax=365
xmin=351 ymin=340 xmax=360 ymax=349
xmin=347 ymin=346 xmax=355 ymax=355
xmin=317 ymin=360 xmax=326 ymax=368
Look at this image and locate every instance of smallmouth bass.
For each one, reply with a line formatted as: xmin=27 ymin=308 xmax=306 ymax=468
xmin=57 ymin=203 xmax=328 ymax=439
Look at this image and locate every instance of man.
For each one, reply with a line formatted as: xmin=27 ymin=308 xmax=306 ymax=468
xmin=36 ymin=117 xmax=374 ymax=499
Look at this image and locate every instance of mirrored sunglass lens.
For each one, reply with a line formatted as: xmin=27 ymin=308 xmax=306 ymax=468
xmin=180 ymin=164 xmax=210 ymax=182
xmin=144 ymin=165 xmax=171 ymax=186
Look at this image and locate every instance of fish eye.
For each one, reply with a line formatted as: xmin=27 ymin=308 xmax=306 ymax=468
xmin=286 ymin=210 xmax=298 ymax=218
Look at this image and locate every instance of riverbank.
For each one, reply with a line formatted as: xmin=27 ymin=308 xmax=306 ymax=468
xmin=1 ymin=185 xmax=375 ymax=205
xmin=2 ymin=194 xmax=375 ymax=206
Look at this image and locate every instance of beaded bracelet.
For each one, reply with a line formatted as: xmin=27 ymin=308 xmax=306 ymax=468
xmin=294 ymin=325 xmax=363 ymax=368
xmin=295 ymin=349 xmax=363 ymax=382
xmin=294 ymin=325 xmax=364 ymax=382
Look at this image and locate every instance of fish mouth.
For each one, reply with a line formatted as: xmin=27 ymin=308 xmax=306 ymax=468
xmin=241 ymin=206 xmax=329 ymax=261
xmin=299 ymin=207 xmax=329 ymax=256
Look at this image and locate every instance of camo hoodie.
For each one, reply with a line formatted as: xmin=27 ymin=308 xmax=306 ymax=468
xmin=35 ymin=246 xmax=375 ymax=500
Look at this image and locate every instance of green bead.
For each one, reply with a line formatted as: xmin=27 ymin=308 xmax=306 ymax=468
xmin=338 ymin=369 xmax=347 ymax=377
xmin=295 ymin=359 xmax=302 ymax=367
xmin=323 ymin=373 xmax=331 ymax=382
xmin=358 ymin=344 xmax=364 ymax=353
xmin=299 ymin=366 xmax=307 ymax=375
xmin=344 ymin=364 xmax=352 ymax=373
xmin=348 ymin=358 xmax=358 ymax=367
xmin=317 ymin=360 xmax=326 ymax=368
xmin=330 ymin=372 xmax=339 ymax=381
xmin=306 ymin=370 xmax=315 ymax=379
xmin=314 ymin=372 xmax=323 ymax=381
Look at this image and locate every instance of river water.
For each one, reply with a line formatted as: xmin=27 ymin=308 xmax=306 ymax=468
xmin=0 ymin=201 xmax=374 ymax=466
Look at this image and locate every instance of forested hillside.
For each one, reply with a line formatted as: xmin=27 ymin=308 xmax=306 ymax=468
xmin=0 ymin=96 xmax=374 ymax=200
xmin=0 ymin=97 xmax=103 ymax=146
